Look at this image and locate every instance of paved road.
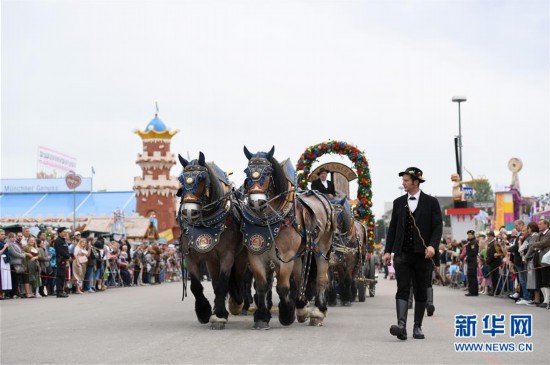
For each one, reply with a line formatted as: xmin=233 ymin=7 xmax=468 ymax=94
xmin=1 ymin=276 xmax=549 ymax=364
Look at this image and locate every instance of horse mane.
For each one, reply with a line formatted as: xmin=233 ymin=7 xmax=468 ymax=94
xmin=267 ymin=156 xmax=289 ymax=200
xmin=206 ymin=162 xmax=224 ymax=204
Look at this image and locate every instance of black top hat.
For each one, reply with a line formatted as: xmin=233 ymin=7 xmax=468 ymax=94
xmin=57 ymin=227 xmax=66 ymax=234
xmin=398 ymin=167 xmax=426 ymax=183
xmin=317 ymin=167 xmax=330 ymax=176
xmin=467 ymin=230 xmax=475 ymax=235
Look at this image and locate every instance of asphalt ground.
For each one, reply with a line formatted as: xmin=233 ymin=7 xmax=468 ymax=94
xmin=1 ymin=275 xmax=549 ymax=364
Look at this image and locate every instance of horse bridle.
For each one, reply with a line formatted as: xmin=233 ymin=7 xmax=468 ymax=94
xmin=244 ymin=157 xmax=273 ymax=191
xmin=179 ymin=164 xmax=211 ymax=204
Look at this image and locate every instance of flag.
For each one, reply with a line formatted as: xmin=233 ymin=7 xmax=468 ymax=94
xmin=155 ymin=101 xmax=159 ymax=114
xmin=91 ymin=166 xmax=96 ymax=175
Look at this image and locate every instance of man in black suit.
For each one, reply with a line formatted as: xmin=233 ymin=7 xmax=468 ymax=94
xmin=383 ymin=167 xmax=442 ymax=341
xmin=54 ymin=227 xmax=70 ymax=298
xmin=310 ymin=167 xmax=336 ymax=198
xmin=465 ymin=230 xmax=479 ymax=296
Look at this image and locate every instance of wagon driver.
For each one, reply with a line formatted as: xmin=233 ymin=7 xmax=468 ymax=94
xmin=311 ymin=167 xmax=336 ymax=199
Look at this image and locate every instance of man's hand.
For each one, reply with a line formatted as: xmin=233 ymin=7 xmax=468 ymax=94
xmin=383 ymin=252 xmax=391 ymax=266
xmin=425 ymin=246 xmax=435 ymax=259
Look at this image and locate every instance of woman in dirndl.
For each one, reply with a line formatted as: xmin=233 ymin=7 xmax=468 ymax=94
xmin=23 ymin=237 xmax=41 ymax=298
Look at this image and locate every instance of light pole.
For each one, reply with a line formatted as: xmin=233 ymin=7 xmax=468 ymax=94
xmin=452 ymin=96 xmax=467 ymax=179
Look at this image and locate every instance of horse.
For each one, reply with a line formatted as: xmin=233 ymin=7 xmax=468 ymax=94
xmin=238 ymin=146 xmax=334 ymax=329
xmin=327 ymin=197 xmax=369 ymax=306
xmin=177 ymin=152 xmax=248 ymax=329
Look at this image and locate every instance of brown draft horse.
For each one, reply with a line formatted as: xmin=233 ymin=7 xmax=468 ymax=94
xmin=177 ymin=152 xmax=248 ymax=329
xmin=239 ymin=146 xmax=334 ymax=329
xmin=327 ymin=197 xmax=368 ymax=306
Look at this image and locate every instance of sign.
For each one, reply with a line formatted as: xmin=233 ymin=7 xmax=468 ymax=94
xmin=463 ymin=186 xmax=473 ymax=198
xmin=0 ymin=178 xmax=92 ymax=194
xmin=474 ymin=202 xmax=494 ymax=209
xmin=37 ymin=146 xmax=77 ymax=178
xmin=65 ymin=172 xmax=82 ymax=190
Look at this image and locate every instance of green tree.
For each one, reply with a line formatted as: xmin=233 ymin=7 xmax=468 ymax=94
xmin=472 ymin=180 xmax=494 ymax=202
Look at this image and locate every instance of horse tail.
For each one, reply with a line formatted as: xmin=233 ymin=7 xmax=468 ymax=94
xmin=304 ymin=255 xmax=317 ymax=301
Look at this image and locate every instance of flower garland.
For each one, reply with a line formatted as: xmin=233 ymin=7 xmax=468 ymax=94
xmin=296 ymin=140 xmax=375 ymax=248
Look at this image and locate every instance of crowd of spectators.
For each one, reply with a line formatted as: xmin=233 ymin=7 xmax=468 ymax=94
xmin=0 ymin=226 xmax=182 ymax=299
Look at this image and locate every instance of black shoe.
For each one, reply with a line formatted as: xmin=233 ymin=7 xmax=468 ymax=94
xmin=465 ymin=293 xmax=478 ymax=297
xmin=413 ymin=325 xmax=425 ymax=339
xmin=390 ymin=299 xmax=408 ymax=340
xmin=56 ymin=292 xmax=68 ymax=298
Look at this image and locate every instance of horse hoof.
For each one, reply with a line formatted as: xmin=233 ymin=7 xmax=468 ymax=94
xmin=210 ymin=322 xmax=226 ymax=330
xmin=342 ymin=301 xmax=352 ymax=307
xmin=252 ymin=321 xmax=270 ymax=330
xmin=297 ymin=315 xmax=307 ymax=323
xmin=228 ymin=296 xmax=244 ymax=316
xmin=309 ymin=318 xmax=324 ymax=326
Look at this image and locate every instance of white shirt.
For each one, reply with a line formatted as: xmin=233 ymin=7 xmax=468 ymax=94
xmin=321 ymin=180 xmax=328 ymax=189
xmin=407 ymin=190 xmax=421 ymax=213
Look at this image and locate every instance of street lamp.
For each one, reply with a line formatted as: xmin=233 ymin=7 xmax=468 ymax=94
xmin=452 ymin=96 xmax=467 ymax=179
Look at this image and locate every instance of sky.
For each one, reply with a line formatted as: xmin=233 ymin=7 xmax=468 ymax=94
xmin=1 ymin=0 xmax=549 ymax=218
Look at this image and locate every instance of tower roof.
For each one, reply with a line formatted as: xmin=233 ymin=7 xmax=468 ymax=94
xmin=145 ymin=115 xmax=167 ymax=132
xmin=134 ymin=113 xmax=178 ymax=140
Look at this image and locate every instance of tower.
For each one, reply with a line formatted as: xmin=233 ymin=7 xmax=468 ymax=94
xmin=133 ymin=110 xmax=180 ymax=234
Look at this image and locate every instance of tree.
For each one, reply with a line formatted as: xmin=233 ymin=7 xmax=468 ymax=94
xmin=472 ymin=180 xmax=494 ymax=202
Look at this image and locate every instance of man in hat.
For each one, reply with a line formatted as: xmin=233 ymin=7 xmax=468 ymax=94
xmin=383 ymin=167 xmax=442 ymax=340
xmin=53 ymin=227 xmax=70 ymax=298
xmin=311 ymin=167 xmax=336 ymax=198
xmin=465 ymin=230 xmax=479 ymax=296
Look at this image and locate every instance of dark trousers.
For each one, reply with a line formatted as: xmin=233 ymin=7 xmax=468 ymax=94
xmin=394 ymin=252 xmax=431 ymax=302
xmin=11 ymin=272 xmax=22 ymax=297
xmin=48 ymin=267 xmax=57 ymax=293
xmin=467 ymin=269 xmax=478 ymax=294
xmin=56 ymin=264 xmax=66 ymax=294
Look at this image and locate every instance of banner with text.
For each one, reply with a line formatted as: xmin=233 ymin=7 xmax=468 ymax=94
xmin=1 ymin=178 xmax=92 ymax=194
xmin=37 ymin=146 xmax=77 ymax=178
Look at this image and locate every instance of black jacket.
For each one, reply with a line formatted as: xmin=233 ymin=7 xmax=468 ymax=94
xmin=384 ymin=192 xmax=443 ymax=255
xmin=507 ymin=235 xmax=523 ymax=267
xmin=465 ymin=239 xmax=479 ymax=265
xmin=311 ymin=179 xmax=336 ymax=196
xmin=54 ymin=237 xmax=70 ymax=264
